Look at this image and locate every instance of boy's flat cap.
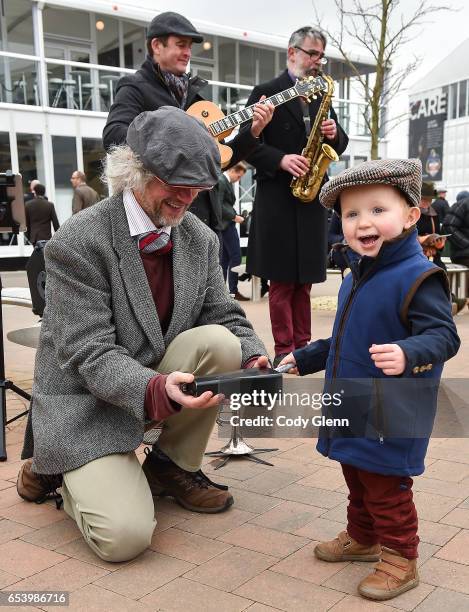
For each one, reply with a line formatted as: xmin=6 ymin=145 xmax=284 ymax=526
xmin=147 ymin=12 xmax=203 ymax=43
xmin=126 ymin=107 xmax=220 ymax=188
xmin=320 ymin=158 xmax=422 ymax=212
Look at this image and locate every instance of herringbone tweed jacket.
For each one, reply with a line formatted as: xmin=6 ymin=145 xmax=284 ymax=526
xmin=22 ymin=193 xmax=266 ymax=474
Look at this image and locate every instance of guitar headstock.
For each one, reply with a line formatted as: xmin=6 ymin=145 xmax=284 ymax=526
xmin=295 ymin=76 xmax=328 ymax=102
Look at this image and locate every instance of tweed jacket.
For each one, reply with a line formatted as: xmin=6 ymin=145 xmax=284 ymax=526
xmin=22 ymin=193 xmax=267 ymax=474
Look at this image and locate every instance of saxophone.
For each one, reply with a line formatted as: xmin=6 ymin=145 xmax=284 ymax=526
xmin=290 ymin=74 xmax=339 ymax=203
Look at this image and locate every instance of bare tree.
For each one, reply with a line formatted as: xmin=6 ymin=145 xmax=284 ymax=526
xmin=314 ymin=0 xmax=451 ymax=159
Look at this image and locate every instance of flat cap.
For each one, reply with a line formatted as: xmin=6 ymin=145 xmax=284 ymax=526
xmin=147 ymin=11 xmax=203 ymax=43
xmin=320 ymin=158 xmax=422 ymax=212
xmin=126 ymin=107 xmax=220 ymax=188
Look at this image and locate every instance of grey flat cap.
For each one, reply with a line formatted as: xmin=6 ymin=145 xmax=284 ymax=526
xmin=320 ymin=158 xmax=422 ymax=212
xmin=126 ymin=107 xmax=220 ymax=188
xmin=147 ymin=12 xmax=203 ymax=43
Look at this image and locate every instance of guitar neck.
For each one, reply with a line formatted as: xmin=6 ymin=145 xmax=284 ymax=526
xmin=208 ymin=84 xmax=307 ymax=137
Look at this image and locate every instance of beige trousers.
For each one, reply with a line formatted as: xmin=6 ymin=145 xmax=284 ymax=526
xmin=62 ymin=325 xmax=241 ymax=562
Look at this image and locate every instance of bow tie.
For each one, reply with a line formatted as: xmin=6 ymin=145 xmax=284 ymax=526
xmin=138 ymin=230 xmax=172 ymax=254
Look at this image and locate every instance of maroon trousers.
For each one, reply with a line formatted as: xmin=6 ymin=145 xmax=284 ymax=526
xmin=268 ymin=281 xmax=312 ymax=355
xmin=341 ymin=464 xmax=419 ymax=559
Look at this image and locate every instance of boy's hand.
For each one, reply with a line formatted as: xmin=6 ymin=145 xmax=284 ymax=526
xmin=369 ymin=343 xmax=406 ymax=376
xmin=277 ymin=353 xmax=299 ymax=375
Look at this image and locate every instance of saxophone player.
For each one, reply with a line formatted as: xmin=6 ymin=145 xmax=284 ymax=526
xmin=245 ymin=26 xmax=349 ymax=366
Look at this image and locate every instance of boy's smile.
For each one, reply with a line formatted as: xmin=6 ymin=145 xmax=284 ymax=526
xmin=340 ymin=184 xmax=421 ymax=258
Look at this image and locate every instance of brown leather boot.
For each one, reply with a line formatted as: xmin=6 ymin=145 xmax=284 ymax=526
xmin=358 ymin=548 xmax=419 ymax=600
xmin=314 ymin=530 xmax=381 ymax=562
xmin=17 ymin=459 xmax=63 ymax=503
xmin=142 ymin=448 xmax=233 ymax=513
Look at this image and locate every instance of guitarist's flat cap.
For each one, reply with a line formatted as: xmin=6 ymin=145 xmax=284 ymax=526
xmin=147 ymin=12 xmax=203 ymax=43
xmin=126 ymin=106 xmax=220 ymax=188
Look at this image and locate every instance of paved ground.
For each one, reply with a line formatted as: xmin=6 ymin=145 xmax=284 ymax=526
xmin=1 ymin=271 xmax=469 ymax=611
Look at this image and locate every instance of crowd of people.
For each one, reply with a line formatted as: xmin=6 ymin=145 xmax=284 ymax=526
xmin=12 ymin=10 xmax=466 ymax=604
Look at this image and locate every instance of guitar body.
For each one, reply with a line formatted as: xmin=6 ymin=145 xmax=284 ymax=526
xmin=186 ymin=100 xmax=234 ymax=168
xmin=185 ymin=77 xmax=325 ymax=170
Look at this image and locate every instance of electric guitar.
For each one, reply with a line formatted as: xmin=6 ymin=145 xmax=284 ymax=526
xmin=186 ymin=76 xmax=328 ymax=168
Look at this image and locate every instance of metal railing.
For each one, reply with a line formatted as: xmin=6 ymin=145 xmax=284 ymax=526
xmin=0 ymin=51 xmax=374 ymax=137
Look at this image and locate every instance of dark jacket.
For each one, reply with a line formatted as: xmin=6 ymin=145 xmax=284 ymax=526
xmin=72 ymin=184 xmax=99 ymax=215
xmin=442 ymin=196 xmax=469 ymax=261
xmin=218 ymin=174 xmax=237 ymax=231
xmin=25 ymin=196 xmax=60 ymax=244
xmin=102 ymin=56 xmax=258 ymax=232
xmin=245 ymin=70 xmax=348 ymax=283
xmin=431 ymin=197 xmax=450 ymax=226
xmin=294 ymin=230 xmax=460 ymax=477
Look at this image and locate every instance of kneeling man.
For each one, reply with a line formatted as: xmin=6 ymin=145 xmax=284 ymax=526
xmin=17 ymin=107 xmax=268 ymax=562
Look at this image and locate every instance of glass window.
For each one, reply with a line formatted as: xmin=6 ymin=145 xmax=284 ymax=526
xmin=43 ymin=6 xmax=91 ymax=41
xmin=239 ymin=44 xmax=276 ymax=86
xmin=0 ymin=56 xmax=39 ymax=105
xmin=0 ymin=0 xmax=34 ymax=55
xmin=123 ymin=21 xmax=146 ymax=69
xmin=458 ymin=80 xmax=467 ymax=118
xmin=16 ymin=134 xmax=44 ymax=192
xmin=0 ymin=133 xmax=11 ymax=172
xmin=82 ymin=138 xmax=107 ymax=198
xmin=95 ymin=14 xmax=119 ymax=67
xmin=219 ymin=39 xmax=236 ymax=83
xmin=192 ymin=34 xmax=214 ymax=61
xmin=52 ymin=136 xmax=77 ymax=221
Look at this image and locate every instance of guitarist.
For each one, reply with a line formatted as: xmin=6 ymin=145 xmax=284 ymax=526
xmin=103 ymin=11 xmax=273 ymax=235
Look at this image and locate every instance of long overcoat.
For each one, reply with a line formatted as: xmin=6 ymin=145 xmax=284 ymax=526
xmin=245 ymin=70 xmax=348 ymax=284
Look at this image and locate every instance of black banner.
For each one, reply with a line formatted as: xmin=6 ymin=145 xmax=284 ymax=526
xmin=408 ymin=88 xmax=447 ymax=181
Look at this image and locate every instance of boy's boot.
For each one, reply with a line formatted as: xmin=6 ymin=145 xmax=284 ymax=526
xmin=358 ymin=548 xmax=419 ymax=600
xmin=314 ymin=530 xmax=381 ymax=562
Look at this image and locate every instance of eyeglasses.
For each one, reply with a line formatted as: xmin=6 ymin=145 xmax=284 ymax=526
xmin=294 ymin=45 xmax=328 ymax=64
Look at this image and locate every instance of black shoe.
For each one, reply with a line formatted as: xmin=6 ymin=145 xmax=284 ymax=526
xmin=273 ymin=353 xmax=289 ymax=368
xmin=261 ymin=286 xmax=269 ymax=298
xmin=238 ymin=273 xmax=251 ymax=282
xmin=231 ymin=291 xmax=250 ymax=302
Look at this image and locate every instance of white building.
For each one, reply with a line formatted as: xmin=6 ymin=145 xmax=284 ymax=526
xmin=409 ymin=37 xmax=469 ymax=203
xmin=1 ymin=0 xmax=383 ymax=223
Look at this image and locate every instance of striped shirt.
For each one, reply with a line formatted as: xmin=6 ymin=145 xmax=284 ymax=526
xmin=122 ymin=188 xmax=171 ymax=241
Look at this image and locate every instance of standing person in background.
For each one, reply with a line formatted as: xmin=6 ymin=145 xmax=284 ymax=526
xmin=432 ymin=187 xmax=450 ymax=226
xmin=244 ymin=26 xmax=348 ymax=367
xmin=443 ymin=190 xmax=469 ymax=271
xmin=219 ymin=162 xmax=249 ymax=301
xmin=25 ymin=183 xmax=59 ymax=245
xmin=24 ymin=179 xmax=41 ymax=202
xmin=71 ymin=171 xmax=99 ymax=215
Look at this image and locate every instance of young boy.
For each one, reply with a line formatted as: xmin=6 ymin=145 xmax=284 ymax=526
xmin=279 ymin=159 xmax=460 ymax=601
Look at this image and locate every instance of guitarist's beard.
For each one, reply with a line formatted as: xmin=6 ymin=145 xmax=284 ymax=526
xmin=291 ymin=66 xmax=319 ymax=79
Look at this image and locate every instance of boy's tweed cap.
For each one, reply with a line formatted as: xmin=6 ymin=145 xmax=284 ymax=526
xmin=319 ymin=158 xmax=422 ymax=211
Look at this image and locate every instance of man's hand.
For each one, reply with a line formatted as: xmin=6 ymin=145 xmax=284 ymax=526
xmin=165 ymin=371 xmax=223 ymax=409
xmin=321 ymin=118 xmax=337 ymax=141
xmin=369 ymin=343 xmax=406 ymax=376
xmin=250 ymin=95 xmax=274 ymax=138
xmin=234 ymin=215 xmax=244 ymax=224
xmin=280 ymin=154 xmax=310 ymax=177
xmin=278 ymin=353 xmax=299 ymax=375
xmin=246 ymin=355 xmax=270 ymax=369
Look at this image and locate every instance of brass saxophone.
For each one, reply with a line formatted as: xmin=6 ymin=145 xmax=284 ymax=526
xmin=290 ymin=74 xmax=339 ymax=203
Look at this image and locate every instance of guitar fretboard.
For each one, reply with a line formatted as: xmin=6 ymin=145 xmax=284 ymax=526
xmin=209 ymin=85 xmax=307 ymax=137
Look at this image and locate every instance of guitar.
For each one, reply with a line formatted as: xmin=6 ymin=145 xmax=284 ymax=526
xmin=186 ymin=76 xmax=328 ymax=168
